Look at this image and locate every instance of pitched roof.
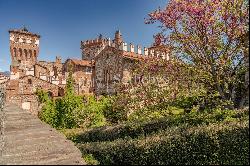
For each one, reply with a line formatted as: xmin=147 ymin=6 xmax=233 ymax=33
xmin=122 ymin=51 xmax=146 ymax=60
xmin=67 ymin=59 xmax=92 ymax=67
xmin=18 ymin=75 xmax=61 ymax=87
xmin=95 ymin=45 xmax=146 ymax=61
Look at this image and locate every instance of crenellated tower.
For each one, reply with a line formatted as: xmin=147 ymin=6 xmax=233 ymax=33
xmin=9 ymin=27 xmax=40 ymax=68
xmin=81 ymin=34 xmax=109 ymax=61
xmin=114 ymin=30 xmax=123 ymax=47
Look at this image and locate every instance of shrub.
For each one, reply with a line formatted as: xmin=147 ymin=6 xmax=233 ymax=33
xmin=35 ymin=88 xmax=50 ymax=104
xmin=73 ymin=96 xmax=108 ymax=129
xmin=103 ymin=94 xmax=130 ymax=124
xmin=82 ymin=154 xmax=99 ymax=165
xmin=37 ymin=69 xmax=108 ymax=129
xmin=77 ymin=120 xmax=249 ymax=165
xmin=67 ymin=108 xmax=248 ymax=143
xmin=38 ymin=98 xmax=60 ymax=128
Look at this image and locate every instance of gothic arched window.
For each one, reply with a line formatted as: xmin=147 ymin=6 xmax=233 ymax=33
xmin=19 ymin=48 xmax=22 ymax=57
xmin=24 ymin=49 xmax=28 ymax=59
xmin=84 ymin=77 xmax=87 ymax=86
xmin=29 ymin=50 xmax=32 ymax=59
xmin=13 ymin=48 xmax=17 ymax=57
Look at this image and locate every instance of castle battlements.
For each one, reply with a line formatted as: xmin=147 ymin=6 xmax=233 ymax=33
xmin=80 ymin=30 xmax=171 ymax=61
xmin=81 ymin=35 xmax=110 ymax=47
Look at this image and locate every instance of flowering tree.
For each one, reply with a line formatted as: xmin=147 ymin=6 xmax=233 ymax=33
xmin=146 ymin=0 xmax=249 ymax=107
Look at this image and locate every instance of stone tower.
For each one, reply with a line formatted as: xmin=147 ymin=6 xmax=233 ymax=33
xmin=114 ymin=30 xmax=123 ymax=47
xmin=80 ymin=34 xmax=109 ymax=61
xmin=9 ymin=27 xmax=40 ymax=68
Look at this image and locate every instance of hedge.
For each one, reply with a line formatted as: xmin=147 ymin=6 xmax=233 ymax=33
xmin=77 ymin=120 xmax=249 ymax=165
xmin=67 ymin=108 xmax=248 ymax=143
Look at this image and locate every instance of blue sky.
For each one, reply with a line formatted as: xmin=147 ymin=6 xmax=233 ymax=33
xmin=0 ymin=0 xmax=167 ymax=72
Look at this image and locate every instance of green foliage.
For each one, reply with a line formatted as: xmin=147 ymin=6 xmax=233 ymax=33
xmin=37 ymin=68 xmax=108 ymax=129
xmin=103 ymin=95 xmax=128 ymax=124
xmin=38 ymin=98 xmax=60 ymax=128
xmin=147 ymin=0 xmax=249 ymax=106
xmin=73 ymin=96 xmax=108 ymax=129
xmin=77 ymin=120 xmax=249 ymax=165
xmin=83 ymin=154 xmax=100 ymax=165
xmin=35 ymin=88 xmax=50 ymax=104
xmin=66 ymin=108 xmax=248 ymax=144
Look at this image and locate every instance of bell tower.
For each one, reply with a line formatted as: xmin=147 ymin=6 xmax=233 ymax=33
xmin=114 ymin=30 xmax=123 ymax=47
xmin=9 ymin=27 xmax=40 ymax=69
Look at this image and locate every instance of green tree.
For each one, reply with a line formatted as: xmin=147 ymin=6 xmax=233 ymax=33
xmin=38 ymin=91 xmax=60 ymax=128
xmin=146 ymin=0 xmax=249 ymax=108
xmin=59 ymin=68 xmax=82 ymax=128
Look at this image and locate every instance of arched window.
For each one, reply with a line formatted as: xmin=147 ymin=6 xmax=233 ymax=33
xmin=24 ymin=49 xmax=28 ymax=60
xmin=13 ymin=48 xmax=17 ymax=57
xmin=29 ymin=50 xmax=32 ymax=59
xmin=103 ymin=69 xmax=109 ymax=82
xmin=19 ymin=48 xmax=22 ymax=57
xmin=108 ymin=70 xmax=112 ymax=82
xmin=84 ymin=77 xmax=87 ymax=86
xmin=34 ymin=50 xmax=37 ymax=57
xmin=28 ymin=79 xmax=32 ymax=84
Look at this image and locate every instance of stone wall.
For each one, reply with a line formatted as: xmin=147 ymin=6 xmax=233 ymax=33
xmin=6 ymin=94 xmax=39 ymax=115
xmin=95 ymin=47 xmax=125 ymax=95
xmin=5 ymin=75 xmax=60 ymax=115
xmin=0 ymin=84 xmax=5 ymax=156
xmin=0 ymin=85 xmax=5 ymax=112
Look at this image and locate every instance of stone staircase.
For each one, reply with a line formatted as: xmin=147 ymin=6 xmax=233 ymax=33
xmin=0 ymin=104 xmax=85 ymax=165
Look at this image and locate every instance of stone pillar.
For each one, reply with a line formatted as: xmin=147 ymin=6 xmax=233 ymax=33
xmin=144 ymin=47 xmax=148 ymax=56
xmin=130 ymin=43 xmax=134 ymax=53
xmin=137 ymin=45 xmax=142 ymax=54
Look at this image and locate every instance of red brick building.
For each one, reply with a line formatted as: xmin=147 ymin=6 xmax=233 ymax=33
xmin=6 ymin=28 xmax=170 ymax=114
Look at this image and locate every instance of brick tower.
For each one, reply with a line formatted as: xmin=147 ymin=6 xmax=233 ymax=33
xmin=81 ymin=34 xmax=109 ymax=61
xmin=9 ymin=27 xmax=40 ymax=69
xmin=114 ymin=30 xmax=123 ymax=47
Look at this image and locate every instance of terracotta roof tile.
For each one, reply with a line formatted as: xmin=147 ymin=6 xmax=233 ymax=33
xmin=70 ymin=59 xmax=92 ymax=67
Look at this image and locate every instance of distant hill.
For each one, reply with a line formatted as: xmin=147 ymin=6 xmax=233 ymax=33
xmin=0 ymin=71 xmax=10 ymax=77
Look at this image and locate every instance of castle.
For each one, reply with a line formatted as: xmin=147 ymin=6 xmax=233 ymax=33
xmin=5 ymin=27 xmax=170 ymax=114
